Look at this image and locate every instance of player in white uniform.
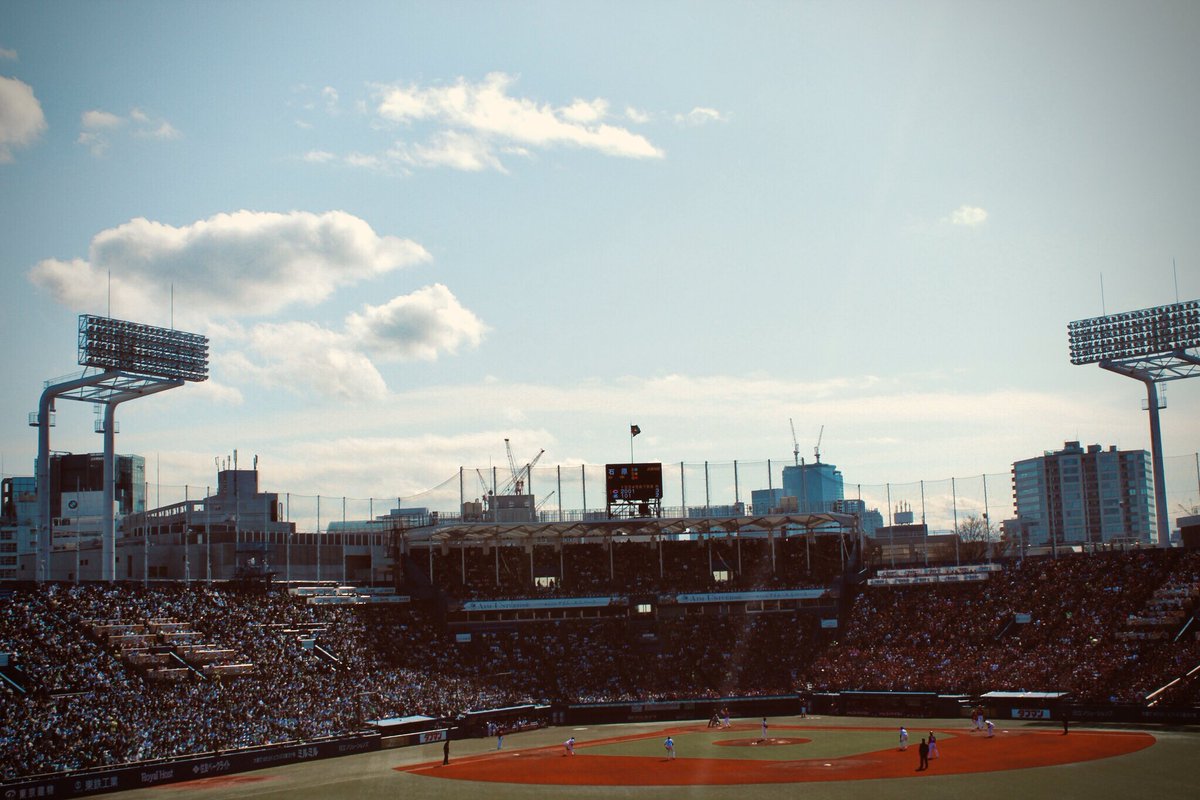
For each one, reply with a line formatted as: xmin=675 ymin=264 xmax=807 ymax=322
xmin=564 ymin=736 xmax=576 ymax=755
xmin=899 ymin=727 xmax=909 ymax=750
xmin=664 ymin=736 xmax=676 ymax=759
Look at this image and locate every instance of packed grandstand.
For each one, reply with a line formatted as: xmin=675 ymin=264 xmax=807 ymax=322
xmin=3 ymin=541 xmax=1199 ymax=781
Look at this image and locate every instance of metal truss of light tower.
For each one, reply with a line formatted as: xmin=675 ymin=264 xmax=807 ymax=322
xmin=1067 ymin=298 xmax=1200 ymax=546
xmin=32 ymin=315 xmax=209 ymax=581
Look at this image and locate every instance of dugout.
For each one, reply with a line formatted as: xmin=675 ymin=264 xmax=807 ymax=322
xmin=977 ymin=691 xmax=1068 ymax=722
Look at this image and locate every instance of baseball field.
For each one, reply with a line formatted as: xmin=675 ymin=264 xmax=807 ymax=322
xmin=98 ymin=714 xmax=1200 ymax=800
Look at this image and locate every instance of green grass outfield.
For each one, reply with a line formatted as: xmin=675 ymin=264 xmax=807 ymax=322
xmin=108 ymin=715 xmax=1200 ymax=800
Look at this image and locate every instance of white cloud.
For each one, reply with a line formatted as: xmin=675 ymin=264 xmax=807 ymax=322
xmin=392 ymin=130 xmax=507 ymax=173
xmin=185 ymin=378 xmax=245 ymax=406
xmin=949 ymin=205 xmax=988 ymax=226
xmin=321 ymin=85 xmax=339 ymax=112
xmin=223 ymin=321 xmax=390 ymax=402
xmin=77 ymin=107 xmax=180 ymax=155
xmin=222 ymin=284 xmax=486 ymax=400
xmin=303 ymin=149 xmax=336 ymax=163
xmin=345 ymin=284 xmax=488 ymax=360
xmin=625 ymin=106 xmax=651 ymax=124
xmin=372 ymin=72 xmax=663 ymax=171
xmin=0 ymin=48 xmax=17 ymax=60
xmin=82 ymin=109 xmax=124 ymax=129
xmin=26 ymin=210 xmax=488 ymax=403
xmin=0 ymin=75 xmax=47 ymax=162
xmin=28 ymin=209 xmax=432 ymax=323
xmin=561 ymin=97 xmax=610 ymax=124
xmin=675 ymin=106 xmax=725 ymax=125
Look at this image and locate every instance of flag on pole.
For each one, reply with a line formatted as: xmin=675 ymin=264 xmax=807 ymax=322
xmin=630 ymin=424 xmax=641 ymax=437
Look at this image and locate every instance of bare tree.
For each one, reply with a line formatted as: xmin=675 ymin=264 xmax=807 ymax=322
xmin=955 ymin=514 xmax=998 ymax=562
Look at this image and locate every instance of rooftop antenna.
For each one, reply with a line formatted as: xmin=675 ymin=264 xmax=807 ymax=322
xmin=1100 ymin=272 xmax=1106 ymax=316
xmin=107 ymin=270 xmax=112 ymax=318
xmin=789 ymin=418 xmax=799 ymax=466
xmin=814 ymin=424 xmax=824 ymax=464
xmin=1174 ymin=257 xmax=1180 ymax=304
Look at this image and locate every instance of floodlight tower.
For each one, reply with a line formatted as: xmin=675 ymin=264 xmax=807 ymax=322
xmin=32 ymin=315 xmax=209 ymax=581
xmin=1067 ymin=299 xmax=1200 ymax=546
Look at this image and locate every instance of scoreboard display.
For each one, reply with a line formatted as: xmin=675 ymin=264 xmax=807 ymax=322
xmin=605 ymin=463 xmax=663 ymax=503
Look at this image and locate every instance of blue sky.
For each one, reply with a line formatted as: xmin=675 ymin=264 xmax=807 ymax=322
xmin=1 ymin=1 xmax=1198 ymax=525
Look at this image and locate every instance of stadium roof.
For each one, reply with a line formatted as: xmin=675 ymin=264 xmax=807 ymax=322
xmin=401 ymin=512 xmax=859 ymax=546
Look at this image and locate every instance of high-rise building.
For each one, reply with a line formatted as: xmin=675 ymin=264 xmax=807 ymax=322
xmin=781 ymin=461 xmax=844 ymax=513
xmin=750 ymin=488 xmax=784 ymax=515
xmin=1011 ymin=441 xmax=1155 ymax=546
xmin=832 ymin=498 xmax=884 ymax=535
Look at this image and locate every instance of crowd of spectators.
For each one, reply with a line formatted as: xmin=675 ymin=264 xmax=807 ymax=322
xmin=2 ymin=546 xmax=1199 ymax=782
xmin=800 ymin=548 xmax=1200 ymax=703
xmin=0 ymin=583 xmax=521 ymax=780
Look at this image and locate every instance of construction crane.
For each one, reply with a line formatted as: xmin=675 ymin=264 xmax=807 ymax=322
xmin=505 ymin=438 xmax=519 ymax=489
xmin=789 ymin=418 xmax=800 ymax=466
xmin=516 ymin=448 xmax=546 ymax=494
xmin=474 ymin=468 xmax=491 ymax=500
xmin=814 ymin=424 xmax=824 ymax=464
xmin=500 ymin=440 xmax=546 ymax=495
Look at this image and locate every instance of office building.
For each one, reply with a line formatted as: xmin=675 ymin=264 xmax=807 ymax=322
xmin=1011 ymin=441 xmax=1155 ymax=547
xmin=781 ymin=461 xmax=844 ymax=513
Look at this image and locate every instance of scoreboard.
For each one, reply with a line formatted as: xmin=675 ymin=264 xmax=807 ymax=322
xmin=605 ymin=463 xmax=663 ymax=503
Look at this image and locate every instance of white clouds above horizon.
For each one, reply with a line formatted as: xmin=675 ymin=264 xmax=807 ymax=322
xmin=29 ymin=210 xmax=432 ymax=320
xmin=346 ymin=285 xmax=488 ymax=361
xmin=1 ymin=48 xmax=19 ymax=60
xmin=220 ymin=320 xmax=391 ymax=401
xmin=27 ymin=210 xmax=487 ymax=400
xmin=675 ymin=106 xmax=725 ymax=125
xmin=215 ymin=285 xmax=488 ymax=401
xmin=77 ymin=107 xmax=180 ymax=156
xmin=0 ymin=75 xmax=46 ymax=162
xmin=306 ymin=72 xmax=664 ymax=173
xmin=949 ymin=205 xmax=988 ymax=226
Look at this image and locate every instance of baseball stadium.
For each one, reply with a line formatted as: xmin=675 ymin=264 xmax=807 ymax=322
xmin=4 ymin=307 xmax=1200 ymax=799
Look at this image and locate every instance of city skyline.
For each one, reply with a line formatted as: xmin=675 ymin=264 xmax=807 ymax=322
xmin=2 ymin=2 xmax=1198 ymax=527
